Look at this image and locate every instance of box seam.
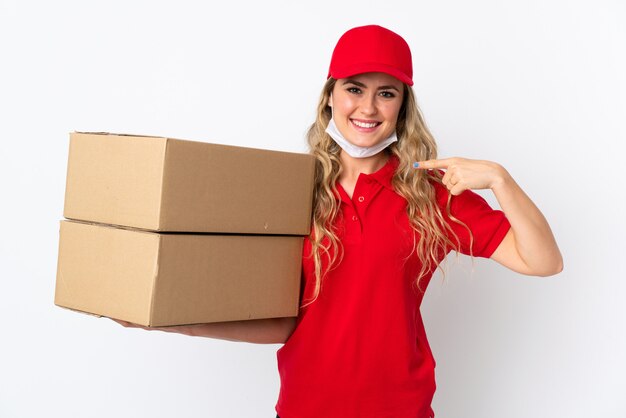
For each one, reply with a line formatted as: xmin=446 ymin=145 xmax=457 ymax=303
xmin=62 ymin=134 xmax=76 ymax=219
xmin=148 ymin=234 xmax=162 ymax=326
xmin=157 ymin=138 xmax=169 ymax=231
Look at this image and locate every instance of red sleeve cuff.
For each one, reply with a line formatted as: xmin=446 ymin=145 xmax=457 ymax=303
xmin=479 ymin=215 xmax=511 ymax=258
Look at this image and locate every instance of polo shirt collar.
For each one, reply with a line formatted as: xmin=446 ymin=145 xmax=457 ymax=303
xmin=335 ymin=154 xmax=398 ymax=204
xmin=367 ymin=154 xmax=398 ymax=191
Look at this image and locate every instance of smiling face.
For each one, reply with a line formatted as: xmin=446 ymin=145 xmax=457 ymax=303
xmin=329 ymin=72 xmax=404 ymax=150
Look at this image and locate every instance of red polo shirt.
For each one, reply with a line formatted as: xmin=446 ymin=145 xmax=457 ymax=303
xmin=275 ymin=156 xmax=510 ymax=418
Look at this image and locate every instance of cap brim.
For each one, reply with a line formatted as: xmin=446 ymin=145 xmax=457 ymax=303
xmin=329 ymin=63 xmax=413 ymax=86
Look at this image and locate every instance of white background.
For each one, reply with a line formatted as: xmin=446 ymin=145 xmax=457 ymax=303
xmin=1 ymin=0 xmax=624 ymax=417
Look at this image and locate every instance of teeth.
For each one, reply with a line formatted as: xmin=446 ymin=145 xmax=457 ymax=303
xmin=352 ymin=120 xmax=378 ymax=128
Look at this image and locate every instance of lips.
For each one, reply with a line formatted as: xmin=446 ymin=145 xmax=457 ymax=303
xmin=350 ymin=119 xmax=381 ymax=129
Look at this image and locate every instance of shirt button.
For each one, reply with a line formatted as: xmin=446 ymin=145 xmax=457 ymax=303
xmin=351 ymin=215 xmax=358 ymax=221
xmin=358 ymin=196 xmax=365 ymax=203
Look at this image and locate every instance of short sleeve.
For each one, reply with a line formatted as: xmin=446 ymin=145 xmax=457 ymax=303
xmin=434 ymin=182 xmax=511 ymax=258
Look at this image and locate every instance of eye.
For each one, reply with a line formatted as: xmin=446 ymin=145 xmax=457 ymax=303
xmin=346 ymin=87 xmax=362 ymax=94
xmin=379 ymin=90 xmax=396 ymax=98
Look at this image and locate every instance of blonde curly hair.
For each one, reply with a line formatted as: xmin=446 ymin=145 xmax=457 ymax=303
xmin=302 ymin=77 xmax=469 ymax=308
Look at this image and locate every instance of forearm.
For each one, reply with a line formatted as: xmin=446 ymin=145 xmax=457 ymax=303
xmin=491 ymin=168 xmax=563 ymax=275
xmin=175 ymin=317 xmax=297 ymax=344
xmin=115 ymin=317 xmax=297 ymax=344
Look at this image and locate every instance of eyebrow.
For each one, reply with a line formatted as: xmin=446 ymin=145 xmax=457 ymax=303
xmin=342 ymin=79 xmax=401 ymax=92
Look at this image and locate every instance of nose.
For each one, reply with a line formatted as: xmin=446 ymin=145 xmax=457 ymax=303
xmin=359 ymin=93 xmax=378 ymax=116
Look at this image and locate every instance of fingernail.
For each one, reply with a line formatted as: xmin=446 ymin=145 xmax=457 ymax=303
xmin=413 ymin=162 xmax=420 ymax=168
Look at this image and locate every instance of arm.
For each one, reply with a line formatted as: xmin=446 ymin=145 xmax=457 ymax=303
xmin=487 ymin=170 xmax=562 ymax=276
xmin=416 ymin=158 xmax=563 ymax=276
xmin=113 ymin=316 xmax=297 ymax=344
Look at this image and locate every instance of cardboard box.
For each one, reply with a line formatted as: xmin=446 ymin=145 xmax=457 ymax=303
xmin=63 ymin=132 xmax=315 ymax=235
xmin=55 ymin=220 xmax=303 ymax=326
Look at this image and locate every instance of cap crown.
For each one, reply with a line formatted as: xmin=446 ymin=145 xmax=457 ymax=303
xmin=328 ymin=25 xmax=413 ymax=86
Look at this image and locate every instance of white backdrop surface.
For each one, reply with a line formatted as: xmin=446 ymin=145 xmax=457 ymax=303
xmin=0 ymin=1 xmax=624 ymax=417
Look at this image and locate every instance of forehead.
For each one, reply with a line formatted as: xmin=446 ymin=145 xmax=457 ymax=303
xmin=340 ymin=72 xmax=403 ymax=88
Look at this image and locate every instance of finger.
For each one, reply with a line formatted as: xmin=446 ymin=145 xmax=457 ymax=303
xmin=413 ymin=158 xmax=454 ymax=170
xmin=112 ymin=318 xmax=142 ymax=329
xmin=449 ymin=183 xmax=467 ymax=196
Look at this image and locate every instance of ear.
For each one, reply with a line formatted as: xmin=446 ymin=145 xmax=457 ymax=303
xmin=328 ymin=93 xmax=333 ymax=108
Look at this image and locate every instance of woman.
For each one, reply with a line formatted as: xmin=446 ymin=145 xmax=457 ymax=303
xmin=119 ymin=25 xmax=562 ymax=418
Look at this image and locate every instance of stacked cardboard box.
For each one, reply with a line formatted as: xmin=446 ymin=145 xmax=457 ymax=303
xmin=55 ymin=132 xmax=315 ymax=327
